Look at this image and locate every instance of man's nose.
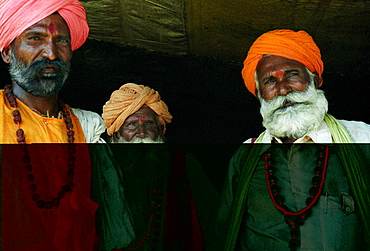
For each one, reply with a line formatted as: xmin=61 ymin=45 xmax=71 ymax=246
xmin=136 ymin=125 xmax=146 ymax=138
xmin=276 ymin=80 xmax=293 ymax=96
xmin=42 ymin=40 xmax=58 ymax=61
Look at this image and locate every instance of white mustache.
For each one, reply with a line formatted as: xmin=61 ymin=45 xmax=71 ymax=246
xmin=263 ymin=89 xmax=316 ymax=119
xmin=117 ymin=137 xmax=164 ymax=144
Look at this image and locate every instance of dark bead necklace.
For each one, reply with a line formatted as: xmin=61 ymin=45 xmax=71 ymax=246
xmin=122 ymin=181 xmax=164 ymax=250
xmin=264 ymin=145 xmax=329 ymax=250
xmin=4 ymin=84 xmax=76 ymax=209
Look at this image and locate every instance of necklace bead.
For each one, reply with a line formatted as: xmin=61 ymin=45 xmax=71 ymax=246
xmin=264 ymin=144 xmax=330 ymax=250
xmin=4 ymin=84 xmax=76 ymax=209
xmin=122 ymin=181 xmax=164 ymax=250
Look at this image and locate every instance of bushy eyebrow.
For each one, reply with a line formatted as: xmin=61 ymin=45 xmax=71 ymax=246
xmin=24 ymin=31 xmax=45 ymax=36
xmin=261 ymin=75 xmax=274 ymax=84
xmin=285 ymin=69 xmax=300 ymax=74
xmin=57 ymin=34 xmax=71 ymax=40
xmin=24 ymin=30 xmax=71 ymax=38
xmin=261 ymin=69 xmax=300 ymax=82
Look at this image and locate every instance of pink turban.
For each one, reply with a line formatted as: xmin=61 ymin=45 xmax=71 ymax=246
xmin=0 ymin=0 xmax=89 ymax=52
xmin=241 ymin=29 xmax=324 ymax=96
xmin=102 ymin=83 xmax=173 ymax=136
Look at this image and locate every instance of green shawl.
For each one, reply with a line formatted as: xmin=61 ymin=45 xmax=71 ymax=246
xmin=90 ymin=144 xmax=136 ymax=251
xmin=224 ymin=114 xmax=370 ymax=250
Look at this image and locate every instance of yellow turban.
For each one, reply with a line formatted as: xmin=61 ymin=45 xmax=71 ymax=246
xmin=241 ymin=29 xmax=324 ymax=96
xmin=102 ymin=83 xmax=172 ymax=136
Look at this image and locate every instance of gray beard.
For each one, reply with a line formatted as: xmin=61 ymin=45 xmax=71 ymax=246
xmin=259 ymin=82 xmax=328 ymax=139
xmin=8 ymin=50 xmax=70 ymax=97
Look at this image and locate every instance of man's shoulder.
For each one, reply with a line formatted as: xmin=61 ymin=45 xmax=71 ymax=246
xmin=337 ymin=119 xmax=370 ymax=143
xmin=230 ymin=143 xmax=256 ymax=162
xmin=70 ymin=107 xmax=105 ymax=125
xmin=338 ymin=119 xmax=370 ymax=128
xmin=71 ymin=107 xmax=100 ymax=118
xmin=0 ymin=89 xmax=5 ymax=102
xmin=70 ymin=107 xmax=106 ymax=143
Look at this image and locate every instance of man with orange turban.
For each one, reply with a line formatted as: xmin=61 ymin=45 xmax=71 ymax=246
xmin=0 ymin=0 xmax=119 ymax=250
xmin=101 ymin=83 xmax=220 ymax=250
xmin=218 ymin=29 xmax=370 ymax=250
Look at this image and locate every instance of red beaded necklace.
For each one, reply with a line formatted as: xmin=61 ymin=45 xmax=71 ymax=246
xmin=122 ymin=181 xmax=164 ymax=250
xmin=264 ymin=145 xmax=329 ymax=250
xmin=4 ymin=84 xmax=76 ymax=209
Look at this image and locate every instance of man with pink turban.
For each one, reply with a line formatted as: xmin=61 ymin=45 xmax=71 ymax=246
xmin=217 ymin=29 xmax=370 ymax=250
xmin=101 ymin=83 xmax=220 ymax=250
xmin=0 ymin=0 xmax=122 ymax=250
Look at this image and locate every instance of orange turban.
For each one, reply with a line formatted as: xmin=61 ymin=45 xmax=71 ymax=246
xmin=102 ymin=83 xmax=173 ymax=136
xmin=241 ymin=29 xmax=324 ymax=96
xmin=0 ymin=0 xmax=89 ymax=52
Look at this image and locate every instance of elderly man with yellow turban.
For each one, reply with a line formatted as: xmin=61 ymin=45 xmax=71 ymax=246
xmin=103 ymin=83 xmax=172 ymax=143
xmin=217 ymin=29 xmax=370 ymax=251
xmin=101 ymin=83 xmax=220 ymax=250
xmin=0 ymin=0 xmax=129 ymax=250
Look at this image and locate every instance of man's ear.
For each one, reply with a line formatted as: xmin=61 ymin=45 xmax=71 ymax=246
xmin=1 ymin=45 xmax=12 ymax=64
xmin=112 ymin=132 xmax=120 ymax=143
xmin=254 ymin=88 xmax=260 ymax=100
xmin=158 ymin=126 xmax=165 ymax=137
xmin=313 ymin=72 xmax=322 ymax=88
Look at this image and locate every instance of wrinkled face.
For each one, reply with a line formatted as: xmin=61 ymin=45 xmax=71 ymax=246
xmin=1 ymin=14 xmax=72 ymax=96
xmin=256 ymin=55 xmax=318 ymax=101
xmin=256 ymin=55 xmax=328 ymax=139
xmin=116 ymin=106 xmax=163 ymax=142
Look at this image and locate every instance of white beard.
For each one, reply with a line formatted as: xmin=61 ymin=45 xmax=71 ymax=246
xmin=259 ymin=82 xmax=328 ymax=139
xmin=116 ymin=136 xmax=164 ymax=144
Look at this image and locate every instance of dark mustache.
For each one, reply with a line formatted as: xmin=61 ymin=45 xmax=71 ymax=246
xmin=27 ymin=58 xmax=70 ymax=75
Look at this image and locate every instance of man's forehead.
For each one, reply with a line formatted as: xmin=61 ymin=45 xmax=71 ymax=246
xmin=131 ymin=116 xmax=152 ymax=122
xmin=21 ymin=13 xmax=69 ymax=34
xmin=257 ymin=55 xmax=306 ymax=73
xmin=127 ymin=106 xmax=158 ymax=120
xmin=48 ymin=23 xmax=57 ymax=33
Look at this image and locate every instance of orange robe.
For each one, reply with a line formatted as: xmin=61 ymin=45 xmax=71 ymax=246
xmin=0 ymin=89 xmax=86 ymax=143
xmin=0 ymin=90 xmax=99 ymax=250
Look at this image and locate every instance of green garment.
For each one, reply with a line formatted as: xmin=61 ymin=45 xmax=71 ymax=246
xmin=90 ymin=144 xmax=136 ymax=251
xmin=220 ymin=114 xmax=370 ymax=251
xmin=108 ymin=144 xmax=220 ymax=251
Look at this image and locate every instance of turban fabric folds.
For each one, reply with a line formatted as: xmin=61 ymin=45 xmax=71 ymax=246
xmin=0 ymin=0 xmax=89 ymax=52
xmin=241 ymin=29 xmax=324 ymax=96
xmin=102 ymin=83 xmax=173 ymax=136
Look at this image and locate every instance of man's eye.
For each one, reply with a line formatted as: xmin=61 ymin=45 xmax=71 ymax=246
xmin=264 ymin=79 xmax=275 ymax=85
xmin=58 ymin=39 xmax=70 ymax=44
xmin=287 ymin=73 xmax=299 ymax=78
xmin=125 ymin=123 xmax=137 ymax=129
xmin=28 ymin=36 xmax=41 ymax=41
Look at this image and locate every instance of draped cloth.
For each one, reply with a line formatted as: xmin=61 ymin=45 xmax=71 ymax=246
xmin=0 ymin=0 xmax=89 ymax=52
xmin=90 ymin=144 xmax=135 ymax=251
xmin=0 ymin=89 xmax=100 ymax=250
xmin=102 ymin=83 xmax=172 ymax=136
xmin=224 ymin=114 xmax=370 ymax=251
xmin=164 ymin=150 xmax=204 ymax=251
xmin=108 ymin=145 xmax=213 ymax=251
xmin=2 ymin=144 xmax=99 ymax=251
xmin=0 ymin=90 xmax=86 ymax=143
xmin=241 ymin=29 xmax=324 ymax=96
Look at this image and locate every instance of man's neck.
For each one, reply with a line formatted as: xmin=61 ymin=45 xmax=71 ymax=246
xmin=12 ymin=82 xmax=60 ymax=117
xmin=281 ymin=137 xmax=298 ymax=144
